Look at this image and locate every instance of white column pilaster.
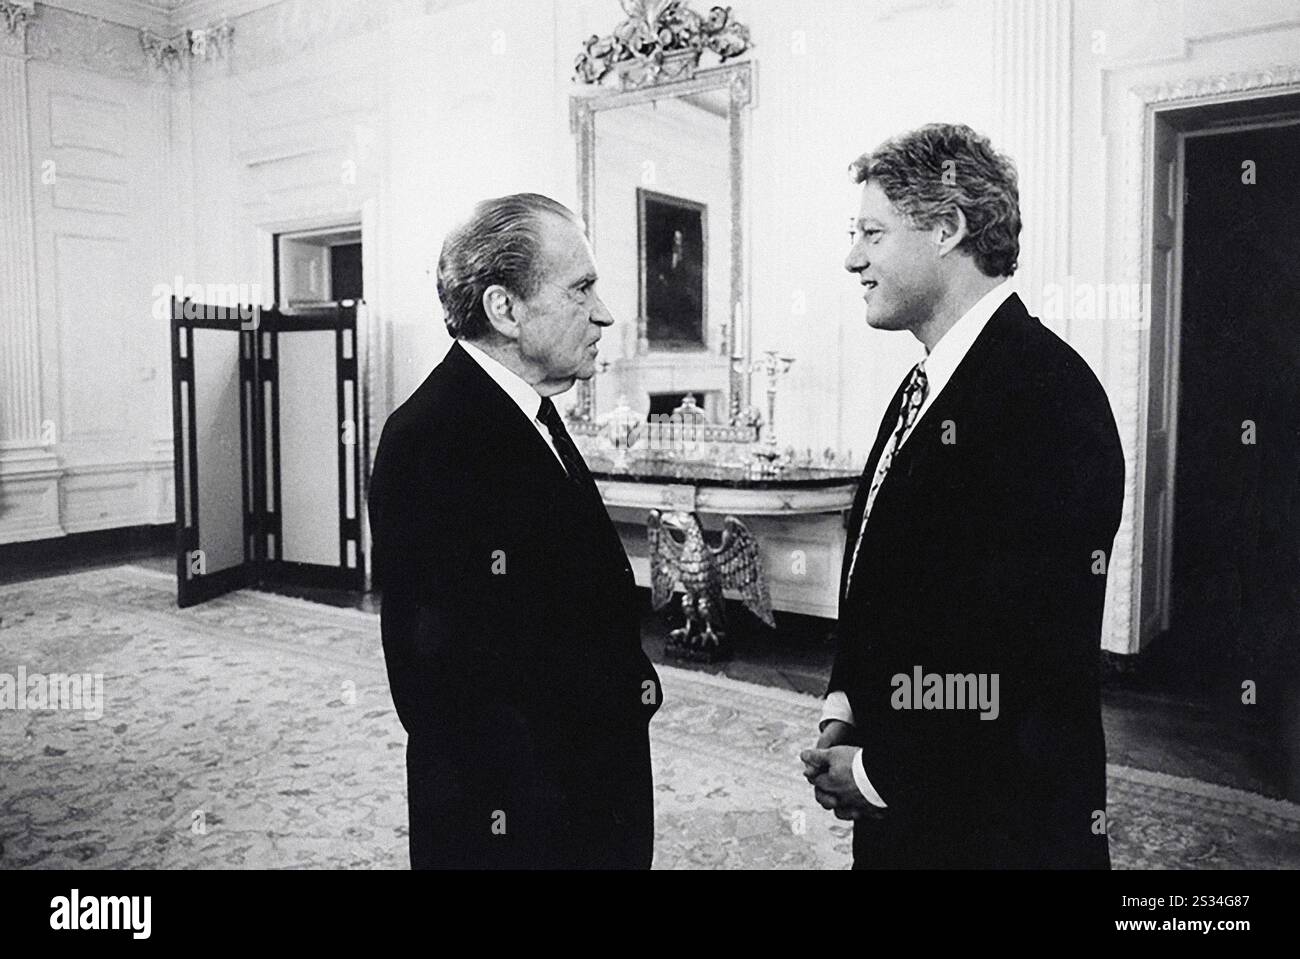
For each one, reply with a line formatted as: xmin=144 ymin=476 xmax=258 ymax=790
xmin=993 ymin=0 xmax=1073 ymax=332
xmin=0 ymin=10 xmax=44 ymax=451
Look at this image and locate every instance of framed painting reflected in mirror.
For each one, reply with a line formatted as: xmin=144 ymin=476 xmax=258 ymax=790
xmin=637 ymin=188 xmax=707 ymax=350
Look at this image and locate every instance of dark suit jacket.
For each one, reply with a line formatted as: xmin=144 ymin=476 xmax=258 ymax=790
xmin=368 ymin=341 xmax=662 ymax=869
xmin=829 ymin=293 xmax=1124 ymax=869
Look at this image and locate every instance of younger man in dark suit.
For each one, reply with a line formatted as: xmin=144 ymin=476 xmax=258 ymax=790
xmin=369 ymin=194 xmax=662 ymax=869
xmin=802 ymin=125 xmax=1125 ymax=868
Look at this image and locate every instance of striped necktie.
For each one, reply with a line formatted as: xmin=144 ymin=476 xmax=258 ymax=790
xmin=844 ymin=361 xmax=929 ymax=596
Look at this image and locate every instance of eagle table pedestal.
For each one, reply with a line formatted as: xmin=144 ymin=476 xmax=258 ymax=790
xmin=650 ymin=511 xmax=773 ymax=663
xmin=586 ymin=459 xmax=862 ymax=649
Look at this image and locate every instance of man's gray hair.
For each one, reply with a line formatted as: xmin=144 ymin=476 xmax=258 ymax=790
xmin=436 ymin=193 xmax=582 ymax=341
xmin=850 ymin=123 xmax=1020 ymax=278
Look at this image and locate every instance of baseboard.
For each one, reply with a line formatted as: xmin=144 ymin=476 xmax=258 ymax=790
xmin=0 ymin=523 xmax=174 ymax=584
xmin=0 ymin=454 xmax=173 ymax=545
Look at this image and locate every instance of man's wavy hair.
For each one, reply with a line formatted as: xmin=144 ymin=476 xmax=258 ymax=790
xmin=437 ymin=193 xmax=581 ymax=341
xmin=850 ymin=123 xmax=1020 ymax=277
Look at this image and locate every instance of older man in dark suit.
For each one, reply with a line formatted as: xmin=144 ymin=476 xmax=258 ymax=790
xmin=802 ymin=124 xmax=1125 ymax=869
xmin=369 ymin=193 xmax=661 ymax=869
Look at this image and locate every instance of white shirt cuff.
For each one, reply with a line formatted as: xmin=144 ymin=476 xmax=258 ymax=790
xmin=819 ymin=690 xmax=855 ymax=729
xmin=852 ymin=748 xmax=887 ymax=808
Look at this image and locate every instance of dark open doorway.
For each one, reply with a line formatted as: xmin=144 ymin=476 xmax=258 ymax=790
xmin=330 ymin=242 xmax=363 ymax=303
xmin=1168 ymin=119 xmax=1300 ymax=792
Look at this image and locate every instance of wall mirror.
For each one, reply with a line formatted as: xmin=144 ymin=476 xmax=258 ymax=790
xmin=570 ymin=59 xmax=755 ymax=432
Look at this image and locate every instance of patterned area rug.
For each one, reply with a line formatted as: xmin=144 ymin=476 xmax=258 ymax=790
xmin=1 ymin=565 xmax=1297 ymax=870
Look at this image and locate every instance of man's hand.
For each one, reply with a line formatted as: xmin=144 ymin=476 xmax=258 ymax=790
xmin=816 ymin=718 xmax=858 ymax=750
xmin=801 ymin=720 xmax=853 ymax=784
xmin=799 ymin=745 xmax=882 ymax=821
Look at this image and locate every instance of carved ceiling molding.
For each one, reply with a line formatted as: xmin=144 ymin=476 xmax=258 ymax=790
xmin=1128 ymin=62 xmax=1300 ymax=105
xmin=14 ymin=0 xmax=460 ymax=78
xmin=1 ymin=0 xmax=33 ymax=34
xmin=139 ymin=19 xmax=233 ymax=75
xmin=18 ymin=4 xmax=233 ymax=82
xmin=0 ymin=0 xmax=33 ymax=55
xmin=138 ymin=28 xmax=185 ymax=72
xmin=25 ymin=5 xmax=154 ymax=80
xmin=575 ymin=0 xmax=751 ymax=91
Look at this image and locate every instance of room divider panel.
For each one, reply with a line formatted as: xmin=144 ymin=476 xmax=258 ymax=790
xmin=171 ymin=298 xmax=366 ymax=607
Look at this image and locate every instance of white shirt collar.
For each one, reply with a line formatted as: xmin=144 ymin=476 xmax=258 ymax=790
xmin=920 ymin=278 xmax=1014 ymax=400
xmin=458 ymin=338 xmax=543 ymax=422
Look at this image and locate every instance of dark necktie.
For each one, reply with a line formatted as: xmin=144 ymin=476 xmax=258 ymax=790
xmin=537 ymin=396 xmax=594 ymax=488
xmin=538 ymin=396 xmax=629 ymax=573
xmin=844 ymin=361 xmax=929 ymax=596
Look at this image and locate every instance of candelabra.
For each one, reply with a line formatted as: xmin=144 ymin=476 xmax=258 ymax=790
xmin=568 ymin=359 xmax=611 ymax=425
xmin=731 ymin=349 xmax=795 ymax=472
xmin=598 ymin=394 xmax=643 ymax=470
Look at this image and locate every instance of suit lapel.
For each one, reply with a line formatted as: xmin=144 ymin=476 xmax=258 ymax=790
xmin=443 ymin=342 xmax=571 ymax=489
xmin=885 ymin=293 xmax=1027 ymax=483
xmin=839 ymin=374 xmax=913 ymax=593
xmin=444 ymin=342 xmax=630 ymax=580
xmin=840 ymin=294 xmax=1031 ymax=600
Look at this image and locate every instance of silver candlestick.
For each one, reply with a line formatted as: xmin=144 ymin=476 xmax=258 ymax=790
xmin=732 ymin=349 xmax=795 ymax=471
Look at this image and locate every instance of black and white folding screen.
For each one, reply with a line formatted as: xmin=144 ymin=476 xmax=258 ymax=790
xmin=170 ymin=298 xmax=366 ymax=607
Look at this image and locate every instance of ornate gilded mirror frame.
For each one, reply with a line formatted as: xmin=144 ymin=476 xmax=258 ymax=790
xmin=568 ymin=60 xmax=755 ymax=426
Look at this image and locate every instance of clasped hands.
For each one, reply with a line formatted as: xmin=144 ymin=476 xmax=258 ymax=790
xmin=799 ymin=719 xmax=886 ymax=822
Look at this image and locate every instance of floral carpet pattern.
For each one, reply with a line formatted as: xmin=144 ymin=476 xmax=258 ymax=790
xmin=1 ymin=565 xmax=1298 ymax=870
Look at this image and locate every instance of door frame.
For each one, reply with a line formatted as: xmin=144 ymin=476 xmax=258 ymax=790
xmin=1120 ymin=73 xmax=1300 ymax=654
xmin=1151 ymin=112 xmax=1300 ymax=645
xmin=255 ymin=210 xmax=378 ymax=589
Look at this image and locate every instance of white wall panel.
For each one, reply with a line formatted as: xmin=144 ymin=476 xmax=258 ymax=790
xmin=275 ymin=331 xmax=340 ymax=566
xmin=191 ymin=329 xmax=246 ymax=574
xmin=0 ymin=17 xmax=173 ymax=544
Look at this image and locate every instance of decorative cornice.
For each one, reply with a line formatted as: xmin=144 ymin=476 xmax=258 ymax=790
xmin=139 ymin=26 xmax=184 ymax=72
xmin=39 ymin=1 xmax=172 ymax=33
xmin=575 ymin=1 xmax=751 ymax=90
xmin=1 ymin=0 xmax=34 ymax=36
xmin=20 ymin=1 xmax=463 ymax=78
xmin=0 ymin=0 xmax=33 ymax=55
xmin=187 ymin=19 xmax=232 ymax=61
xmin=24 ymin=5 xmax=232 ymax=81
xmin=1129 ymin=63 xmax=1300 ymax=105
xmin=26 ymin=6 xmax=154 ymax=81
xmin=172 ymin=0 xmax=276 ymax=29
xmin=139 ymin=18 xmax=232 ymax=74
xmin=0 ymin=7 xmax=24 ymax=56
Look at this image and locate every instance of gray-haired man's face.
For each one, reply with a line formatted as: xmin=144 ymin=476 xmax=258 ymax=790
xmin=512 ymin=214 xmax=614 ymax=394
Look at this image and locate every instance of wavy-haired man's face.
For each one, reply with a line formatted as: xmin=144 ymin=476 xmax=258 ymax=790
xmin=845 ymin=180 xmax=944 ymax=333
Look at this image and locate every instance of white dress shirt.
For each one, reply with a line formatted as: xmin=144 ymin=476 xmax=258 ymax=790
xmin=458 ymin=339 xmax=568 ymax=471
xmin=822 ymin=279 xmax=1014 ymax=806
